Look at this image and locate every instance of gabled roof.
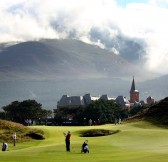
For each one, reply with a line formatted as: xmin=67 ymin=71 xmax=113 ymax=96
xmin=115 ymin=96 xmax=130 ymax=105
xmin=57 ymin=95 xmax=85 ymax=107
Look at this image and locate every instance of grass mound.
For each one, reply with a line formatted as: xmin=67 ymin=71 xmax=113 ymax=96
xmin=0 ymin=119 xmax=45 ymax=142
xmin=127 ymin=97 xmax=168 ymax=126
xmin=79 ymin=129 xmax=120 ymax=137
xmin=145 ymin=97 xmax=168 ymax=124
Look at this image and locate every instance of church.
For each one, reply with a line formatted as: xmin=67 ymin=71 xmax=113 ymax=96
xmin=57 ymin=76 xmax=154 ymax=109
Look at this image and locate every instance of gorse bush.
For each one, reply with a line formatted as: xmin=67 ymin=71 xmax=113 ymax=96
xmin=0 ymin=119 xmax=27 ymax=132
xmin=0 ymin=120 xmax=45 ymax=142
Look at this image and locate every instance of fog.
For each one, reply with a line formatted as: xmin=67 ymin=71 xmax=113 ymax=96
xmin=1 ymin=0 xmax=168 ymax=74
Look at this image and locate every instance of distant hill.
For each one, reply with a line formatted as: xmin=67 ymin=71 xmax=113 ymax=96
xmin=138 ymin=75 xmax=168 ymax=100
xmin=144 ymin=97 xmax=168 ymax=125
xmin=128 ymin=97 xmax=168 ymax=125
xmin=0 ymin=39 xmax=167 ymax=109
xmin=0 ymin=39 xmax=145 ymax=80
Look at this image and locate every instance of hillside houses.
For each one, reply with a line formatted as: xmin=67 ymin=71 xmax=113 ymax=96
xmin=57 ymin=77 xmax=155 ymax=109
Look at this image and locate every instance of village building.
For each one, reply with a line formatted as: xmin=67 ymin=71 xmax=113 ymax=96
xmin=130 ymin=76 xmax=139 ymax=103
xmin=57 ymin=94 xmax=101 ymax=108
xmin=57 ymin=76 xmax=154 ymax=109
xmin=57 ymin=93 xmax=115 ymax=108
xmin=115 ymin=96 xmax=130 ymax=109
xmin=146 ymin=96 xmax=155 ymax=105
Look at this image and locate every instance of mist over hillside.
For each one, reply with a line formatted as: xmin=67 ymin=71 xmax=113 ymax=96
xmin=0 ymin=39 xmax=167 ymax=109
xmin=0 ymin=75 xmax=167 ymax=110
xmin=138 ymin=75 xmax=168 ymax=102
xmin=0 ymin=39 xmax=147 ymax=81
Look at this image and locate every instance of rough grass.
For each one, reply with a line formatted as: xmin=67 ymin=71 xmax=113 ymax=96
xmin=0 ymin=119 xmax=45 ymax=142
xmin=129 ymin=97 xmax=168 ymax=126
xmin=1 ymin=121 xmax=168 ymax=162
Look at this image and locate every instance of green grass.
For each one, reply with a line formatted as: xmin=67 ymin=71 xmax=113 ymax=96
xmin=1 ymin=121 xmax=168 ymax=162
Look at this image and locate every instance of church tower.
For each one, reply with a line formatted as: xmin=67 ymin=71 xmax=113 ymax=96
xmin=130 ymin=76 xmax=139 ymax=103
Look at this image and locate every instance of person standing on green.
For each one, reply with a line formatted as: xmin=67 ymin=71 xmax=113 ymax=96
xmin=13 ymin=132 xmax=16 ymax=146
xmin=64 ymin=130 xmax=71 ymax=152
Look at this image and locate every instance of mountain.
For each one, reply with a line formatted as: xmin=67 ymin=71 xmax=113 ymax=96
xmin=138 ymin=75 xmax=168 ymax=101
xmin=0 ymin=39 xmax=167 ymax=110
xmin=0 ymin=39 xmax=145 ymax=80
xmin=108 ymin=35 xmax=145 ymax=63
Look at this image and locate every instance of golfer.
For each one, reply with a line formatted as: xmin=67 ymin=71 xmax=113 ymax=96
xmin=64 ymin=130 xmax=71 ymax=152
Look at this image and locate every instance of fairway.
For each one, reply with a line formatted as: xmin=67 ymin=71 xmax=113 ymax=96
xmin=1 ymin=121 xmax=168 ymax=162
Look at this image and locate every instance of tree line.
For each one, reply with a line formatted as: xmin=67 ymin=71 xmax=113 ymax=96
xmin=54 ymin=99 xmax=129 ymax=125
xmin=0 ymin=99 xmax=149 ymax=126
xmin=0 ymin=99 xmax=52 ymax=125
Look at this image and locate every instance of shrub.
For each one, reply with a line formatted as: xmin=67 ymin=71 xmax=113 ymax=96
xmin=0 ymin=120 xmax=45 ymax=142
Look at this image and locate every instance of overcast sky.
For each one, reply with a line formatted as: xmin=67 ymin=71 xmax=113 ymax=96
xmin=0 ymin=0 xmax=168 ymax=75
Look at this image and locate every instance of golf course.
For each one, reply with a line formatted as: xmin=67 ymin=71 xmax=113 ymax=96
xmin=0 ymin=120 xmax=168 ymax=162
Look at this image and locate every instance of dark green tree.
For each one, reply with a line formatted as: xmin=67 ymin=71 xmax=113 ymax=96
xmin=129 ymin=105 xmax=149 ymax=116
xmin=0 ymin=111 xmax=6 ymax=119
xmin=2 ymin=99 xmax=49 ymax=124
xmin=54 ymin=99 xmax=129 ymax=125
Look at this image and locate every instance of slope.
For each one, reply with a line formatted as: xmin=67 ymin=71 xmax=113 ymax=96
xmin=0 ymin=39 xmax=143 ymax=80
xmin=1 ymin=122 xmax=168 ymax=162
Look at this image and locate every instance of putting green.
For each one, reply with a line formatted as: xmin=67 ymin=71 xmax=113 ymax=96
xmin=1 ymin=121 xmax=168 ymax=162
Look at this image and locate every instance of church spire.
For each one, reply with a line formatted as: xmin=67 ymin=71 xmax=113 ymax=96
xmin=130 ymin=76 xmax=135 ymax=93
xmin=130 ymin=76 xmax=139 ymax=102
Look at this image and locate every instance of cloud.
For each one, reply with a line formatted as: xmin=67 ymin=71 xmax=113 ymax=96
xmin=1 ymin=0 xmax=168 ymax=74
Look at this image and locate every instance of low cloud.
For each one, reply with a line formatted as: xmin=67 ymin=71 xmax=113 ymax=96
xmin=1 ymin=0 xmax=168 ymax=74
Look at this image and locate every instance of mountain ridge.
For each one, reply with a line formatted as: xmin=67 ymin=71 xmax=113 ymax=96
xmin=0 ymin=39 xmax=146 ymax=81
xmin=0 ymin=39 xmax=167 ymax=109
